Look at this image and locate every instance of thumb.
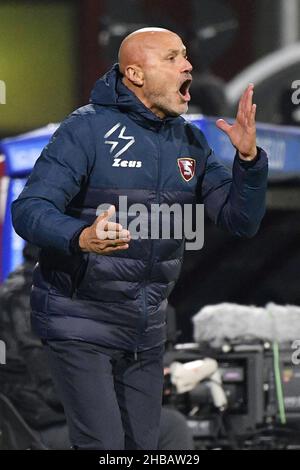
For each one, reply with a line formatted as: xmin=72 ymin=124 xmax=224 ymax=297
xmin=216 ymin=119 xmax=231 ymax=134
xmin=95 ymin=205 xmax=116 ymax=224
xmin=95 ymin=205 xmax=118 ymax=239
xmin=93 ymin=205 xmax=116 ymax=233
xmin=104 ymin=204 xmax=116 ymax=221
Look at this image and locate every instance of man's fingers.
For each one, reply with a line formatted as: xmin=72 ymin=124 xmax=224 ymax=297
xmin=97 ymin=228 xmax=130 ymax=240
xmin=236 ymin=86 xmax=248 ymax=121
xmin=93 ymin=241 xmax=129 ymax=254
xmin=238 ymin=84 xmax=253 ymax=123
xmin=108 ymin=229 xmax=130 ymax=240
xmin=237 ymin=96 xmax=244 ymax=121
xmin=239 ymin=88 xmax=247 ymax=114
xmin=249 ymin=103 xmax=257 ymax=126
xmin=243 ymin=84 xmax=254 ymax=121
xmin=80 ymin=206 xmax=131 ymax=253
xmin=245 ymin=86 xmax=254 ymax=119
xmin=103 ymin=221 xmax=123 ymax=232
xmin=239 ymin=87 xmax=248 ymax=117
xmin=95 ymin=206 xmax=131 ymax=239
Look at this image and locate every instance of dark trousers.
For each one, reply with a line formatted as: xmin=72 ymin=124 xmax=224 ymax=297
xmin=43 ymin=339 xmax=165 ymax=450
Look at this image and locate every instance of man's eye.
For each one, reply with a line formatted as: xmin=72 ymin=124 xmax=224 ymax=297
xmin=168 ymin=56 xmax=175 ymax=61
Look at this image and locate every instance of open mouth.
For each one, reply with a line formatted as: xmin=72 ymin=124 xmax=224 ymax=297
xmin=178 ymin=79 xmax=192 ymax=102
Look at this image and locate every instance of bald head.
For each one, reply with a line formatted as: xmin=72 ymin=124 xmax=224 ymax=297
xmin=117 ymin=27 xmax=193 ymax=119
xmin=118 ymin=28 xmax=180 ymax=75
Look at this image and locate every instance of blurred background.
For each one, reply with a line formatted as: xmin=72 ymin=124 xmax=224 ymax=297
xmin=1 ymin=0 xmax=300 ymax=450
xmin=1 ymin=0 xmax=300 ymax=136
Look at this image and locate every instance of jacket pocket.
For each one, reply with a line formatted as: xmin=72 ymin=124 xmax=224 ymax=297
xmin=72 ymin=253 xmax=94 ymax=295
xmin=75 ymin=254 xmax=140 ymax=302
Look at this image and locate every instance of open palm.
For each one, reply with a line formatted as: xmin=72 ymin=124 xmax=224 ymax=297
xmin=216 ymin=84 xmax=257 ymax=161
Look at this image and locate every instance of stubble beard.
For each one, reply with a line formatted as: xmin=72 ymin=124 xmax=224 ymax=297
xmin=149 ymin=91 xmax=187 ymax=117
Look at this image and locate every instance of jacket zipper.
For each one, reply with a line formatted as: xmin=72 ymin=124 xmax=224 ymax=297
xmin=156 ymin=125 xmax=162 ymax=204
xmin=148 ymin=127 xmax=162 ymax=271
xmin=134 ymin=126 xmax=163 ymax=357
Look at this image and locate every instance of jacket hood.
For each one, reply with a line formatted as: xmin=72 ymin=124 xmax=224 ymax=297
xmin=89 ymin=63 xmax=182 ymax=129
xmin=89 ymin=63 xmax=120 ymax=106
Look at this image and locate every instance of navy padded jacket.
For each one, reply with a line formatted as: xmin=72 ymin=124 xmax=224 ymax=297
xmin=11 ymin=64 xmax=268 ymax=352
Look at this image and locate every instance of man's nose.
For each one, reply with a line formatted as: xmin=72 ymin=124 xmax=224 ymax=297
xmin=182 ymin=58 xmax=193 ymax=73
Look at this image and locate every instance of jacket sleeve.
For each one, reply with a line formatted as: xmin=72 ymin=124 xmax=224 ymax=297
xmin=198 ymin=133 xmax=268 ymax=238
xmin=11 ymin=115 xmax=95 ymax=254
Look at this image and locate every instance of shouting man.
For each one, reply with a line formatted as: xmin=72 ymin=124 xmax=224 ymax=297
xmin=12 ymin=28 xmax=268 ymax=449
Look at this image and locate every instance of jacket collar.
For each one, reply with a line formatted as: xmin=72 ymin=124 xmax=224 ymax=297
xmin=89 ymin=64 xmax=182 ymax=131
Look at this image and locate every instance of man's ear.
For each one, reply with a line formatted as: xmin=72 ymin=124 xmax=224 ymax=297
xmin=124 ymin=65 xmax=144 ymax=86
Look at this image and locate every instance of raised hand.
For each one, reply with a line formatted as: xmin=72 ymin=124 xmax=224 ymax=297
xmin=79 ymin=205 xmax=131 ymax=254
xmin=216 ymin=84 xmax=257 ymax=161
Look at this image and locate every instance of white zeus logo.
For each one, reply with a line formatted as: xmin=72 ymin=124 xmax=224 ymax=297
xmin=0 ymin=340 xmax=6 ymax=364
xmin=291 ymin=80 xmax=300 ymax=105
xmin=0 ymin=80 xmax=6 ymax=104
xmin=104 ymin=122 xmax=141 ymax=168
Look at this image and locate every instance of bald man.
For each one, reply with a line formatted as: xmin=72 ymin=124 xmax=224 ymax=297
xmin=12 ymin=28 xmax=268 ymax=449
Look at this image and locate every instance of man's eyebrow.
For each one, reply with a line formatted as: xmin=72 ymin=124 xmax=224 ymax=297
xmin=165 ymin=48 xmax=187 ymax=55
